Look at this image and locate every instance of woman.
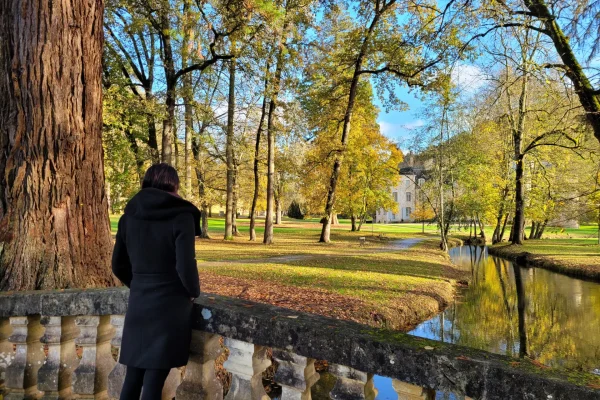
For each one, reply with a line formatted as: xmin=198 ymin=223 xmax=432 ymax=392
xmin=112 ymin=163 xmax=201 ymax=399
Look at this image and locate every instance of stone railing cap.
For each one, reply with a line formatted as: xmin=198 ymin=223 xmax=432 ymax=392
xmin=1 ymin=288 xmax=598 ymax=399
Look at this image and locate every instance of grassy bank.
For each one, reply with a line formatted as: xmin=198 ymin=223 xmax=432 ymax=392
xmin=111 ymin=216 xmax=469 ymax=331
xmin=489 ymin=239 xmax=600 ymax=281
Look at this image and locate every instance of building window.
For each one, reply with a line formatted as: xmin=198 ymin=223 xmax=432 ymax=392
xmin=418 ymin=178 xmax=425 ymax=186
xmin=406 ymin=192 xmax=412 ymax=202
xmin=406 ymin=207 xmax=412 ymax=217
xmin=393 ymin=192 xmax=398 ymax=202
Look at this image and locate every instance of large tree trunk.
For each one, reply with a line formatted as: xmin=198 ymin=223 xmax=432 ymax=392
xmin=477 ymin=213 xmax=486 ymax=242
xmin=249 ymin=81 xmax=268 ymax=241
xmin=528 ymin=221 xmax=536 ymax=240
xmin=511 ymin=66 xmax=528 ymax=245
xmin=264 ymin=41 xmax=286 ymax=245
xmin=357 ymin=214 xmax=365 ymax=232
xmin=160 ymin=12 xmax=175 ymax=165
xmin=224 ymin=57 xmax=236 ymax=240
xmin=499 ymin=212 xmax=510 ymax=243
xmin=232 ymin=160 xmax=241 ymax=236
xmin=535 ymin=219 xmax=547 ymax=239
xmin=0 ymin=0 xmax=115 ymax=290
xmin=513 ymin=156 xmax=525 ymax=244
xmin=275 ymin=197 xmax=282 ymax=225
xmin=182 ymin=0 xmax=194 ymax=196
xmin=124 ymin=129 xmax=145 ymax=184
xmin=351 ymin=215 xmax=357 ymax=232
xmin=492 ymin=188 xmax=508 ymax=244
xmin=146 ymin=110 xmax=160 ymax=164
xmin=320 ymin=5 xmax=387 ymax=243
xmin=193 ymin=137 xmax=210 ymax=239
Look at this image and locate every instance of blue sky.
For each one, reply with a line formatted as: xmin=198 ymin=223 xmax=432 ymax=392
xmin=374 ymin=63 xmax=486 ymax=150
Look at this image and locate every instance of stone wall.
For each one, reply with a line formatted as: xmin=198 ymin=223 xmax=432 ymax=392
xmin=0 ymin=288 xmax=598 ymax=399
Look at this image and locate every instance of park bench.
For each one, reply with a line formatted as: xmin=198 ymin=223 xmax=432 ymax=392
xmin=359 ymin=236 xmax=366 ymax=246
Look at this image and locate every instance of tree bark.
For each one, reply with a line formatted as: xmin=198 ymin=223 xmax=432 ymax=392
xmin=160 ymin=10 xmax=175 ymax=165
xmin=182 ymin=0 xmax=194 ymax=196
xmin=529 ymin=221 xmax=536 ymax=240
xmin=275 ymin=197 xmax=282 ymax=225
xmin=264 ymin=37 xmax=286 ymax=245
xmin=513 ymin=156 xmax=525 ymax=245
xmin=523 ymin=0 xmax=600 ymax=142
xmin=320 ymin=5 xmax=389 ymax=243
xmin=535 ymin=219 xmax=547 ymax=239
xmin=193 ymin=135 xmax=210 ymax=239
xmin=511 ymin=68 xmax=529 ymax=245
xmin=225 ymin=56 xmax=236 ymax=240
xmin=0 ymin=0 xmax=115 ymax=290
xmin=492 ymin=187 xmax=509 ymax=244
xmin=499 ymin=212 xmax=510 ymax=243
xmin=477 ymin=213 xmax=486 ymax=241
xmin=147 ymin=106 xmax=160 ymax=163
xmin=249 ymin=79 xmax=268 ymax=241
xmin=357 ymin=214 xmax=365 ymax=232
xmin=351 ymin=215 xmax=357 ymax=232
xmin=232 ymin=160 xmax=241 ymax=236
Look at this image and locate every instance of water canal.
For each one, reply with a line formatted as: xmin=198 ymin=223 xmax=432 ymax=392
xmin=411 ymin=245 xmax=600 ymax=374
xmin=277 ymin=245 xmax=600 ymax=399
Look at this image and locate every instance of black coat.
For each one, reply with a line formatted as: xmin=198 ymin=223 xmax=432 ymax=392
xmin=112 ymin=188 xmax=201 ymax=369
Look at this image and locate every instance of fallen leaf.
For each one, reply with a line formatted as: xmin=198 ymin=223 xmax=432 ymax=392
xmin=456 ymin=356 xmax=470 ymax=361
xmin=530 ymin=359 xmax=549 ymax=369
xmin=587 ymin=383 xmax=600 ymax=390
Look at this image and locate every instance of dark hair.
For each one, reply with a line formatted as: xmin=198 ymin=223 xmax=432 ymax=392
xmin=142 ymin=163 xmax=180 ymax=193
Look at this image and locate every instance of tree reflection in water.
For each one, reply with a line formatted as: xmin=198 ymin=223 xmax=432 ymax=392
xmin=410 ymin=245 xmax=600 ymax=372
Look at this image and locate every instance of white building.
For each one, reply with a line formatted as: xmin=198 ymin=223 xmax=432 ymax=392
xmin=376 ymin=161 xmax=426 ymax=223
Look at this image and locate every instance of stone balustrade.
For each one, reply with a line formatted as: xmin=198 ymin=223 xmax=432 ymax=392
xmin=0 ymin=288 xmax=598 ymax=400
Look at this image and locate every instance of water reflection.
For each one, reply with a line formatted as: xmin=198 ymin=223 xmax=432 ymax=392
xmin=410 ymin=246 xmax=600 ymax=372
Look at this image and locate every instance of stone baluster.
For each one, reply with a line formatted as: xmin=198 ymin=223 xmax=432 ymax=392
xmin=107 ymin=315 xmax=126 ymax=399
xmin=162 ymin=368 xmax=183 ymax=400
xmin=176 ymin=330 xmax=223 ymax=400
xmin=5 ymin=316 xmax=44 ymax=400
xmin=329 ymin=364 xmax=377 ymax=400
xmin=272 ymin=349 xmax=319 ymax=400
xmin=72 ymin=315 xmax=115 ymax=399
xmin=0 ymin=317 xmax=11 ymax=391
xmin=391 ymin=380 xmax=435 ymax=400
xmin=223 ymin=338 xmax=271 ymax=400
xmin=38 ymin=316 xmax=78 ymax=400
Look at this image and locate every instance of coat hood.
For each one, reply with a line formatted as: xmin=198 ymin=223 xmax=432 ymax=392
xmin=124 ymin=188 xmax=202 ymax=236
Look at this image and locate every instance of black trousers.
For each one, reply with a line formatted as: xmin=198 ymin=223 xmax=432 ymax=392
xmin=120 ymin=366 xmax=171 ymax=400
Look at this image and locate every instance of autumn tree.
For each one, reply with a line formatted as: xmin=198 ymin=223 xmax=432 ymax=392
xmin=486 ymin=0 xmax=600 ymax=143
xmin=316 ymin=0 xmax=469 ymax=243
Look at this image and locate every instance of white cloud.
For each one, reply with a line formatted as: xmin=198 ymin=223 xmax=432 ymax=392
xmin=379 ymin=119 xmax=425 ymax=140
xmin=402 ymin=119 xmax=426 ymax=130
xmin=451 ymin=64 xmax=486 ymax=93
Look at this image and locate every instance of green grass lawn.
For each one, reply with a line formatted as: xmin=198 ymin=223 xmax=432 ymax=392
xmin=111 ymin=214 xmax=600 ymax=327
xmin=111 ymin=215 xmax=468 ymax=330
xmin=490 ymin=237 xmax=600 ymax=279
